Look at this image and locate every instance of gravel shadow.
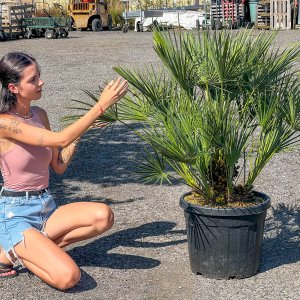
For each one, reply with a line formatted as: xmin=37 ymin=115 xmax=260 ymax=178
xmin=260 ymin=202 xmax=300 ymax=272
xmin=67 ymin=221 xmax=186 ymax=269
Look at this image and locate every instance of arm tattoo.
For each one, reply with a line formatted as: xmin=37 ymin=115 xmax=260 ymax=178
xmin=58 ymin=139 xmax=80 ymax=166
xmin=0 ymin=119 xmax=22 ymax=135
xmin=0 ymin=122 xmax=7 ymax=130
xmin=9 ymin=120 xmax=22 ymax=134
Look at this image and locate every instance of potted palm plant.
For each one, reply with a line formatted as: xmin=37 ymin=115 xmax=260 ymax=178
xmin=65 ymin=29 xmax=300 ymax=279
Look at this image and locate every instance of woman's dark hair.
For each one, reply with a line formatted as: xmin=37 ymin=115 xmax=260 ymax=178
xmin=0 ymin=52 xmax=38 ymax=113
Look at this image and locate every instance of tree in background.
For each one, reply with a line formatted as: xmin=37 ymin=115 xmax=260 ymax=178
xmin=108 ymin=0 xmax=124 ymax=26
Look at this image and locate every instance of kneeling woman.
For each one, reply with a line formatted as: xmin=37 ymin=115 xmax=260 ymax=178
xmin=0 ymin=52 xmax=128 ymax=290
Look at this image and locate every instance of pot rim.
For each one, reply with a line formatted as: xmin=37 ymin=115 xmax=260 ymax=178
xmin=179 ymin=191 xmax=271 ymax=216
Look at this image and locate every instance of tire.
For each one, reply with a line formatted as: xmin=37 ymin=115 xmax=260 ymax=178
xmin=24 ymin=29 xmax=32 ymax=39
xmin=122 ymin=25 xmax=128 ymax=33
xmin=108 ymin=16 xmax=112 ymax=31
xmin=45 ymin=29 xmax=54 ymax=39
xmin=32 ymin=29 xmax=42 ymax=38
xmin=59 ymin=28 xmax=68 ymax=38
xmin=150 ymin=20 xmax=159 ymax=31
xmin=53 ymin=30 xmax=59 ymax=39
xmin=0 ymin=30 xmax=7 ymax=42
xmin=68 ymin=18 xmax=76 ymax=31
xmin=36 ymin=29 xmax=43 ymax=38
xmin=138 ymin=23 xmax=143 ymax=32
xmin=92 ymin=19 xmax=102 ymax=32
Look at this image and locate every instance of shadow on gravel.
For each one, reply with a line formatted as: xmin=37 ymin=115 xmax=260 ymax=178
xmin=260 ymin=202 xmax=300 ymax=273
xmin=67 ymin=269 xmax=97 ymax=293
xmin=67 ymin=221 xmax=187 ymax=269
xmin=49 ymin=124 xmax=180 ymax=205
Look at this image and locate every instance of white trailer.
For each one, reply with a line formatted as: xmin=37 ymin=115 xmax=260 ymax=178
xmin=134 ymin=10 xmax=206 ymax=31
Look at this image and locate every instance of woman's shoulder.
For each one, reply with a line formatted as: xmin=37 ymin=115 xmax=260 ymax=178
xmin=31 ymin=106 xmax=50 ymax=129
xmin=31 ymin=106 xmax=47 ymax=116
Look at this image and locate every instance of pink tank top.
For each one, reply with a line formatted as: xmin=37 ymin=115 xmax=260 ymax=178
xmin=0 ymin=108 xmax=52 ymax=191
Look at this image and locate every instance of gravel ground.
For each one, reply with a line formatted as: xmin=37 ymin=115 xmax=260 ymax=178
xmin=0 ymin=29 xmax=299 ymax=300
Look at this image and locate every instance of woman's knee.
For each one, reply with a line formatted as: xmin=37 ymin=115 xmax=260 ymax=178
xmin=94 ymin=204 xmax=114 ymax=232
xmin=53 ymin=265 xmax=81 ymax=290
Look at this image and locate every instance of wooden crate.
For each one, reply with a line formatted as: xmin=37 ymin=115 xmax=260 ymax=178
xmin=210 ymin=3 xmax=223 ymax=21
xmin=239 ymin=3 xmax=246 ymax=19
xmin=0 ymin=3 xmax=33 ymax=38
xmin=270 ymin=0 xmax=291 ymax=29
xmin=210 ymin=1 xmax=243 ymax=27
xmin=1 ymin=2 xmax=19 ymax=25
xmin=256 ymin=0 xmax=270 ymax=29
xmin=0 ymin=1 xmax=32 ymax=22
xmin=222 ymin=1 xmax=239 ymax=22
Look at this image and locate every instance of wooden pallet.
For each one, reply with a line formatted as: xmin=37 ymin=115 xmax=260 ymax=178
xmin=256 ymin=1 xmax=270 ymax=29
xmin=1 ymin=4 xmax=32 ymax=23
xmin=0 ymin=3 xmax=33 ymax=38
xmin=210 ymin=3 xmax=223 ymax=20
xmin=210 ymin=1 xmax=243 ymax=28
xmin=222 ymin=1 xmax=239 ymax=22
xmin=239 ymin=3 xmax=246 ymax=18
xmin=270 ymin=0 xmax=291 ymax=29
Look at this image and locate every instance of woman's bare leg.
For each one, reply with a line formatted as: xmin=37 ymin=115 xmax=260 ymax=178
xmin=1 ymin=202 xmax=112 ymax=287
xmin=44 ymin=202 xmax=114 ymax=248
xmin=13 ymin=228 xmax=81 ymax=290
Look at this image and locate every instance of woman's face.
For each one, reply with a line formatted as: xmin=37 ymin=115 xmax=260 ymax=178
xmin=9 ymin=63 xmax=44 ymax=101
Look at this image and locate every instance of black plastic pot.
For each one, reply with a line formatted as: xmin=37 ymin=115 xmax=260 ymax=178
xmin=180 ymin=191 xmax=271 ymax=279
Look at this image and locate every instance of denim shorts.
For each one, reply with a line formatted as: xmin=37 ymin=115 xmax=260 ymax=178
xmin=0 ymin=187 xmax=57 ymax=264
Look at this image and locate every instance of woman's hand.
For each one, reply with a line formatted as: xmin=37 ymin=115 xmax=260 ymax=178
xmin=98 ymin=77 xmax=128 ymax=112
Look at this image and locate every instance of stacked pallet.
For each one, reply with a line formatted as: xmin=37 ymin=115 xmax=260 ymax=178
xmin=210 ymin=1 xmax=242 ymax=28
xmin=210 ymin=2 xmax=223 ymax=21
xmin=255 ymin=0 xmax=293 ymax=30
xmin=0 ymin=0 xmax=33 ymax=39
xmin=270 ymin=0 xmax=291 ymax=29
xmin=222 ymin=1 xmax=239 ymax=22
xmin=1 ymin=1 xmax=33 ymax=26
xmin=256 ymin=0 xmax=270 ymax=29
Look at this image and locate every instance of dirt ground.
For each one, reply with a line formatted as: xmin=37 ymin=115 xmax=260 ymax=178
xmin=0 ymin=29 xmax=299 ymax=300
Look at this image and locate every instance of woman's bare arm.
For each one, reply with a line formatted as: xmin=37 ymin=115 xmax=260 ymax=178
xmin=50 ymin=139 xmax=80 ymax=175
xmin=0 ymin=78 xmax=127 ymax=148
xmin=36 ymin=107 xmax=79 ymax=175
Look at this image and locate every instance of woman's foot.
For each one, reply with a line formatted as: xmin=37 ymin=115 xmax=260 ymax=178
xmin=0 ymin=262 xmax=18 ymax=279
xmin=0 ymin=249 xmax=18 ymax=279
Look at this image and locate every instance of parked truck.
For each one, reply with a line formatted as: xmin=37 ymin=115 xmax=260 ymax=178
xmin=68 ymin=0 xmax=112 ymax=31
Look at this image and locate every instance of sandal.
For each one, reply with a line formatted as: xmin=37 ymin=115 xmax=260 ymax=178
xmin=0 ymin=262 xmax=18 ymax=279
